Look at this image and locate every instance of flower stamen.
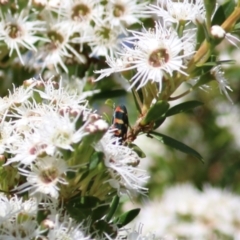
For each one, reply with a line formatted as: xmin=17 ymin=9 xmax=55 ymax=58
xmin=149 ymin=48 xmax=169 ymax=67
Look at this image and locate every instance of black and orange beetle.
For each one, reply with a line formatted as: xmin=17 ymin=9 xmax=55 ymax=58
xmin=112 ymin=105 xmax=129 ymax=144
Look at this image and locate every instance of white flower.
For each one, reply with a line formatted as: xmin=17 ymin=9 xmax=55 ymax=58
xmin=3 ymin=196 xmax=38 ymax=221
xmin=0 ymin=10 xmax=46 ymax=65
xmin=95 ymin=131 xmax=149 ymax=196
xmin=1 ymin=201 xmax=45 ymax=239
xmin=5 ymin=100 xmax=45 ymax=131
xmin=6 ymin=107 xmax=89 ymax=162
xmin=31 ymin=0 xmax=62 ymax=8
xmin=95 ymin=54 xmax=130 ymax=80
xmin=5 ymin=131 xmax=48 ymax=166
xmin=17 ymin=156 xmax=70 ymax=199
xmin=95 ymin=131 xmax=140 ymax=167
xmin=108 ymin=166 xmax=148 ymax=197
xmin=1 ymin=218 xmax=42 ymax=239
xmin=37 ymin=20 xmax=86 ymax=73
xmin=96 ymin=22 xmax=193 ymax=92
xmin=46 ymin=214 xmax=89 ymax=240
xmin=105 ymin=0 xmax=149 ymax=32
xmin=210 ymin=65 xmax=233 ymax=104
xmin=36 ymin=110 xmax=88 ymax=153
xmin=0 ymin=194 xmax=21 ymax=223
xmin=0 ymin=194 xmax=40 ymax=239
xmin=83 ymin=22 xmax=124 ymax=58
xmin=3 ymin=76 xmax=93 ymax=166
xmin=33 ymin=77 xmax=91 ymax=117
xmin=3 ymin=83 xmax=35 ymax=110
xmin=55 ymin=0 xmax=104 ymax=31
xmin=54 ymin=1 xmax=105 ymax=53
xmin=148 ymin=0 xmax=205 ymax=25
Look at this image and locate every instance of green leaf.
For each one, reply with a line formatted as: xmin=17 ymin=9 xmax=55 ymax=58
xmin=89 ymin=152 xmax=103 ymax=170
xmin=192 ymin=71 xmax=212 ymax=89
xmin=66 ymin=196 xmax=102 ymax=222
xmin=81 ymin=128 xmax=106 ymax=148
xmin=114 ymin=208 xmax=141 ymax=228
xmin=105 ymin=196 xmax=120 ymax=222
xmin=212 ymin=0 xmax=235 ymax=25
xmin=68 ymin=195 xmax=101 ymax=209
xmin=154 ymin=117 xmax=166 ymax=129
xmin=204 ymin=0 xmax=217 ymax=15
xmin=166 ymin=101 xmax=203 ymax=117
xmin=127 ymin=143 xmax=146 ymax=158
xmin=58 ymin=148 xmax=72 ymax=162
xmin=204 ymin=0 xmax=217 ymax=27
xmin=149 ymin=131 xmax=204 ymax=162
xmin=141 ymin=100 xmax=170 ymax=125
xmin=67 ymin=206 xmax=90 ymax=222
xmin=201 ymin=59 xmax=235 ymax=67
xmin=66 ymin=171 xmax=76 ymax=179
xmin=216 ymin=59 xmax=236 ymax=65
xmin=234 ymin=22 xmax=240 ymax=30
xmin=196 ymin=19 xmax=205 ymax=48
xmin=75 ymin=142 xmax=94 ymax=165
xmin=200 ymin=61 xmax=217 ymax=67
xmin=131 ymin=89 xmax=142 ymax=114
xmin=92 ymin=205 xmax=109 ymax=221
xmin=37 ymin=208 xmax=49 ymax=224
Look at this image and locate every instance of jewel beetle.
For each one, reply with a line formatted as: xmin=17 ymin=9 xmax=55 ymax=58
xmin=112 ymin=105 xmax=129 ymax=143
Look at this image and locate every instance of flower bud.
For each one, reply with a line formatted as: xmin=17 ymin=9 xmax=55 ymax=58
xmin=211 ymin=25 xmax=225 ymax=39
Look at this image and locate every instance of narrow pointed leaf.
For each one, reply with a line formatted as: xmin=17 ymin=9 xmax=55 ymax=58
xmin=131 ymin=89 xmax=142 ymax=114
xmin=141 ymin=100 xmax=169 ymax=125
xmin=154 ymin=117 xmax=166 ymax=129
xmin=212 ymin=0 xmax=235 ymax=25
xmin=105 ymin=196 xmax=120 ymax=222
xmin=89 ymin=152 xmax=103 ymax=170
xmin=204 ymin=0 xmax=216 ymax=27
xmin=128 ymin=143 xmax=146 ymax=158
xmin=150 ymin=131 xmax=204 ymax=162
xmin=166 ymin=101 xmax=203 ymax=117
xmin=114 ymin=208 xmax=141 ymax=228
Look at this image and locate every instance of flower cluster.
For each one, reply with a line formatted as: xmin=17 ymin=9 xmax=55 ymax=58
xmin=0 ymin=75 xmax=147 ymax=238
xmin=0 ymin=194 xmax=89 ymax=239
xmin=0 ymin=0 xmax=240 ymax=239
xmin=129 ymin=183 xmax=240 ymax=239
xmin=1 ymin=76 xmax=147 ymax=198
xmin=1 ymin=77 xmax=90 ymax=198
xmin=95 ymin=0 xmax=238 ymax=102
xmin=95 ymin=0 xmax=202 ymax=94
xmin=0 ymin=0 xmax=149 ymax=73
xmin=148 ymin=0 xmax=205 ymax=25
xmin=96 ymin=22 xmax=195 ymax=92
